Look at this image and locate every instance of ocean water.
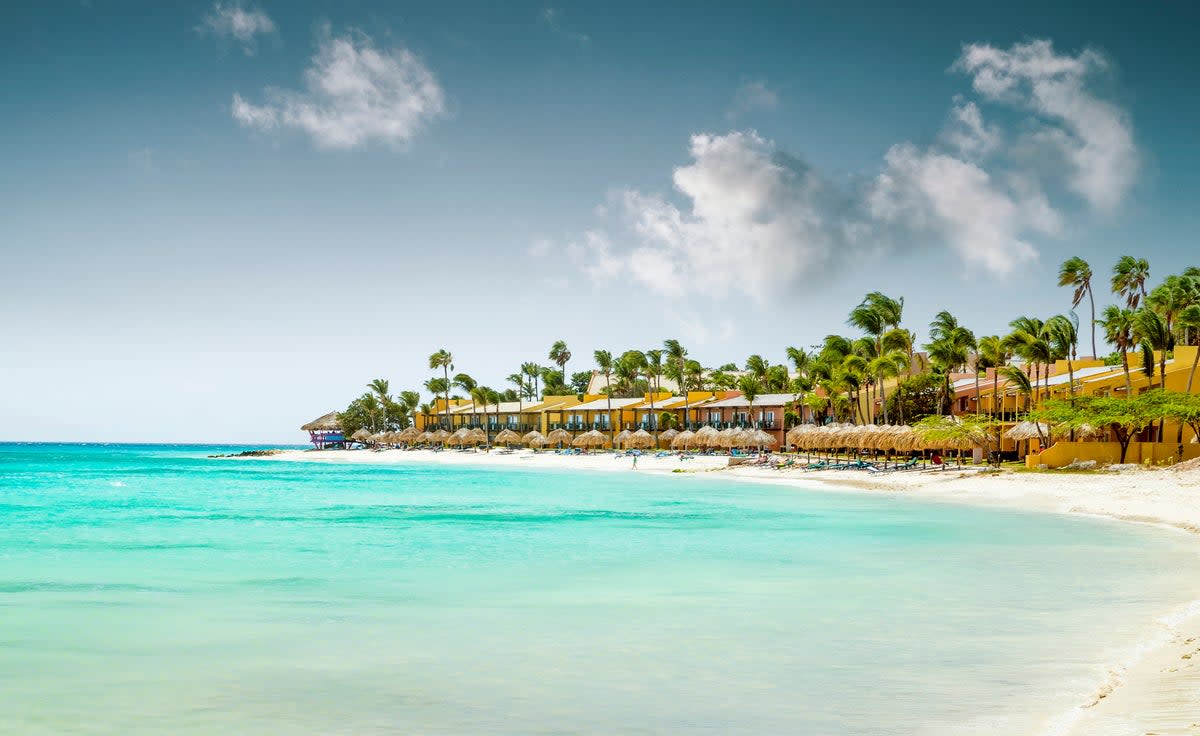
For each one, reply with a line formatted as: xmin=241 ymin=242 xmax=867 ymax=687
xmin=2 ymin=444 xmax=1198 ymax=735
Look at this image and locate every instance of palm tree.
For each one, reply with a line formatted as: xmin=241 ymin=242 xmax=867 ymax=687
xmin=1135 ymin=308 xmax=1170 ymax=391
xmin=1098 ymin=305 xmax=1137 ymax=395
xmin=737 ymin=374 xmax=761 ymax=430
xmin=664 ymin=339 xmax=689 ymax=427
xmin=469 ymin=386 xmax=491 ymax=442
xmin=1058 ymin=257 xmax=1098 ymax=357
xmin=522 ymin=362 xmax=541 ymax=402
xmin=645 ymin=349 xmax=665 ymax=436
xmin=549 ymin=341 xmax=572 ymax=386
xmin=594 ymin=349 xmax=615 ymax=443
xmin=507 ymin=373 xmax=525 ymax=415
xmin=398 ymin=390 xmax=420 ymax=429
xmin=423 ymin=377 xmax=448 ymax=428
xmin=1111 ymin=255 xmax=1150 ymax=310
xmin=743 ymin=354 xmax=767 ymax=380
xmin=367 ymin=378 xmax=390 ymax=431
xmin=926 ymin=311 xmax=975 ymax=415
xmin=868 ymin=351 xmax=908 ymax=423
xmin=428 ymin=349 xmax=454 ymax=430
xmin=1176 ymin=303 xmax=1200 ymax=454
xmin=454 ymin=373 xmax=477 ymax=427
xmin=1182 ymin=304 xmax=1200 ymax=393
xmin=1045 ymin=314 xmax=1079 ymax=400
xmin=1003 ymin=316 xmax=1049 ymax=404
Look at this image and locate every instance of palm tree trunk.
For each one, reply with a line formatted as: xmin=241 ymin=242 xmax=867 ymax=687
xmin=442 ymin=366 xmax=451 ymax=431
xmin=605 ymin=373 xmax=613 ymax=446
xmin=1088 ymin=286 xmax=1097 ymax=358
xmin=1121 ymin=351 xmax=1132 ymax=396
xmin=880 ymin=372 xmax=889 ymax=424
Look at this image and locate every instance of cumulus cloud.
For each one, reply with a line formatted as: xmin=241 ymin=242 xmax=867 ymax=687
xmin=232 ymin=29 xmax=446 ymax=150
xmin=197 ymin=2 xmax=275 ymax=55
xmin=955 ymin=39 xmax=1137 ymax=211
xmin=570 ymin=131 xmax=861 ymax=304
xmin=563 ymin=39 xmax=1138 ymax=302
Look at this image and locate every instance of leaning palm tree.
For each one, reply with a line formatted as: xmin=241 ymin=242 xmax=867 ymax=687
xmin=867 ymin=350 xmax=908 ymax=423
xmin=398 ymin=390 xmax=420 ymax=429
xmin=1058 ymin=256 xmax=1098 ymax=357
xmin=1098 ymin=305 xmax=1137 ymax=395
xmin=1182 ymin=304 xmax=1200 ymax=394
xmin=664 ymin=339 xmax=690 ymax=426
xmin=595 ymin=349 xmax=615 ymax=444
xmin=428 ymin=349 xmax=454 ymax=430
xmin=1111 ymin=255 xmax=1150 ymax=310
xmin=454 ymin=373 xmax=478 ymax=427
xmin=738 ymin=374 xmax=761 ymax=431
xmin=507 ymin=373 xmax=525 ymax=415
xmin=1134 ymin=308 xmax=1170 ymax=391
xmin=469 ymin=385 xmax=491 ymax=443
xmin=1045 ymin=314 xmax=1079 ymax=400
xmin=926 ymin=310 xmax=975 ymax=415
xmin=976 ymin=335 xmax=1009 ymax=419
xmin=367 ymin=378 xmax=390 ymax=431
xmin=549 ymin=341 xmax=572 ymax=387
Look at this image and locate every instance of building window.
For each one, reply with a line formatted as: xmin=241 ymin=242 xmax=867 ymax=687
xmin=763 ymin=411 xmax=775 ymax=427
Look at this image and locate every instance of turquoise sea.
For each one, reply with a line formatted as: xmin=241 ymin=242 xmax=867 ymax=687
xmin=3 ymin=443 xmax=1198 ymax=734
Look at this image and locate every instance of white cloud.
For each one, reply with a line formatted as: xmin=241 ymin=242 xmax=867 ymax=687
xmin=572 ymin=131 xmax=858 ymax=303
xmin=542 ymin=7 xmax=590 ymax=46
xmin=197 ymin=2 xmax=275 ymax=55
xmin=527 ymin=238 xmax=553 ymax=257
xmin=562 ymin=39 xmax=1138 ymax=304
xmin=728 ymin=79 xmax=779 ymax=120
xmin=867 ymin=143 xmax=1050 ymax=274
xmin=940 ymin=99 xmax=1001 ymax=159
xmin=232 ymin=29 xmax=446 ymax=150
xmin=955 ymin=39 xmax=1137 ymax=211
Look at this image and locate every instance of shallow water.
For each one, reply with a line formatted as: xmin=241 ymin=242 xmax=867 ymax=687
xmin=2 ymin=444 xmax=1198 ymax=734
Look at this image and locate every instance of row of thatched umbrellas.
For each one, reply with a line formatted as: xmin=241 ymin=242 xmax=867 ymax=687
xmin=351 ymin=420 xmax=1077 ymax=453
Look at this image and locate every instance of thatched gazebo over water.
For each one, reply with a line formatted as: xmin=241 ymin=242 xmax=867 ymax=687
xmin=301 ymin=412 xmax=345 ymax=449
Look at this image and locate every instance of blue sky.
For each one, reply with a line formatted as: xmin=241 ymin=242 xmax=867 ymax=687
xmin=3 ymin=1 xmax=1197 ymax=442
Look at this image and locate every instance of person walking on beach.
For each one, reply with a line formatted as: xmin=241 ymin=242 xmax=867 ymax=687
xmin=632 ymin=452 xmax=639 ymax=470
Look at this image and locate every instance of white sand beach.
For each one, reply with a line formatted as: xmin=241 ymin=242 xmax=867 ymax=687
xmin=259 ymin=447 xmax=1200 ymax=735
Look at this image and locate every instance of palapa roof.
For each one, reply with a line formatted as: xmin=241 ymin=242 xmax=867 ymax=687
xmin=572 ymin=429 xmax=610 ymax=447
xmin=702 ymin=393 xmax=798 ymax=408
xmin=301 ymin=411 xmax=342 ymax=431
xmin=568 ymin=396 xmax=647 ymax=412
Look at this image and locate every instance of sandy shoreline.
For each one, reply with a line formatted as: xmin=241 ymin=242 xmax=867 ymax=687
xmin=254 ymin=447 xmax=1200 ymax=735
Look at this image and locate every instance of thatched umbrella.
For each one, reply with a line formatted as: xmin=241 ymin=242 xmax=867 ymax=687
xmin=694 ymin=426 xmax=719 ymax=447
xmin=671 ymin=429 xmax=695 ymax=449
xmin=546 ymin=428 xmax=571 ymax=447
xmin=350 ymin=428 xmax=372 ymax=443
xmin=301 ymin=411 xmax=342 ymax=432
xmin=465 ymin=428 xmax=487 ymax=446
xmin=572 ymin=429 xmax=609 ymax=448
xmin=1005 ymin=420 xmax=1049 ymax=441
xmin=749 ymin=429 xmax=777 ymax=448
xmin=615 ymin=429 xmax=633 ymax=448
xmin=494 ymin=428 xmax=521 ymax=446
xmin=715 ymin=427 xmax=741 ymax=448
xmin=626 ymin=428 xmax=656 ymax=449
xmin=523 ymin=430 xmax=547 ymax=447
xmin=416 ymin=431 xmax=432 ymax=444
xmin=446 ymin=428 xmax=469 ymax=446
xmin=658 ymin=428 xmax=679 ymax=446
xmin=430 ymin=429 xmax=451 ymax=443
xmin=397 ymin=426 xmax=421 ymax=444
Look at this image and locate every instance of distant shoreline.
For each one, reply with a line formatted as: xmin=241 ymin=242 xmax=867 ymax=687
xmin=248 ymin=446 xmax=1200 ymax=734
